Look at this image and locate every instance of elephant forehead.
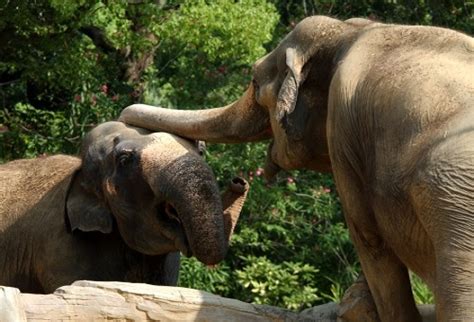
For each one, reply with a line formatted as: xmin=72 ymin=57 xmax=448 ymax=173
xmin=253 ymin=53 xmax=270 ymax=71
xmin=140 ymin=132 xmax=197 ymax=167
xmin=148 ymin=132 xmax=196 ymax=150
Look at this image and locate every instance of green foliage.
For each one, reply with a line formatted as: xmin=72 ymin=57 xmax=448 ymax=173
xmin=147 ymin=0 xmax=279 ymax=108
xmin=1 ymin=1 xmax=106 ymax=99
xmin=0 ymin=86 xmax=128 ymax=160
xmin=269 ymin=0 xmax=473 ymax=33
xmin=0 ymin=0 xmax=167 ymax=159
xmin=1 ymin=0 xmax=470 ymax=310
xmin=178 ymin=257 xmax=232 ymax=295
xmin=1 ymin=103 xmax=70 ymax=159
xmin=236 ymin=256 xmax=319 ymax=310
xmin=411 ymin=273 xmax=435 ymax=304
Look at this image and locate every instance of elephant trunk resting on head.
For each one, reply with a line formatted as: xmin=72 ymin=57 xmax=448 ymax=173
xmin=120 ymin=16 xmax=474 ymax=321
xmin=0 ymin=121 xmax=248 ymax=293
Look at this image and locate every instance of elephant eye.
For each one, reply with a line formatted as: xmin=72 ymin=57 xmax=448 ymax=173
xmin=252 ymin=78 xmax=260 ymax=93
xmin=252 ymin=79 xmax=261 ymax=102
xmin=116 ymin=150 xmax=135 ymax=167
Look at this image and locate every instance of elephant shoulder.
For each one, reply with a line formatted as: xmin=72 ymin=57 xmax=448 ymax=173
xmin=0 ymin=155 xmax=81 ymax=223
xmin=0 ymin=154 xmax=80 ymax=174
xmin=1 ymin=155 xmax=80 ymax=194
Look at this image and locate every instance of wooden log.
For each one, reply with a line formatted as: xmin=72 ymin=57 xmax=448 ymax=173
xmin=0 ymin=286 xmax=26 ymax=322
xmin=0 ymin=281 xmax=436 ymax=321
xmin=20 ymin=281 xmax=298 ymax=321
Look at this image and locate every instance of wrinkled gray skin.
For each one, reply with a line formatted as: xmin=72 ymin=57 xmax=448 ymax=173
xmin=0 ymin=121 xmax=246 ymax=293
xmin=120 ymin=16 xmax=474 ymax=321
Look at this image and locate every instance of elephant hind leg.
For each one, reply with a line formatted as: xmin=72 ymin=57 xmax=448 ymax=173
xmin=410 ymin=136 xmax=474 ymax=320
xmin=411 ymin=185 xmax=474 ymax=320
xmin=434 ymin=250 xmax=474 ymax=320
xmin=333 ymin=167 xmax=421 ymax=322
xmin=346 ymin=220 xmax=421 ymax=322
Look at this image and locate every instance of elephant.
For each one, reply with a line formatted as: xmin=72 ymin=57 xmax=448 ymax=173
xmin=0 ymin=121 xmax=248 ymax=294
xmin=119 ymin=16 xmax=474 ymax=321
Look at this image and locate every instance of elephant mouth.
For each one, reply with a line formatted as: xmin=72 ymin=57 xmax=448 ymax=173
xmin=263 ymin=141 xmax=282 ymax=181
xmin=156 ymin=202 xmax=192 ymax=257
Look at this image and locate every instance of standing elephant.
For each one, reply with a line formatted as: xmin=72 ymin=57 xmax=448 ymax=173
xmin=0 ymin=121 xmax=248 ymax=293
xmin=119 ymin=16 xmax=474 ymax=321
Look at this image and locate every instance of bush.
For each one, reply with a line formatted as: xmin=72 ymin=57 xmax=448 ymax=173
xmin=0 ymin=86 xmax=130 ymax=160
xmin=236 ymin=256 xmax=319 ymax=310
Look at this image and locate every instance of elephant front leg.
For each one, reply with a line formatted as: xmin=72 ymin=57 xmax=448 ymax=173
xmin=333 ymin=170 xmax=421 ymax=322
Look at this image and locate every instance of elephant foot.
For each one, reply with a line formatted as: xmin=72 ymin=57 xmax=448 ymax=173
xmin=337 ymin=274 xmax=380 ymax=322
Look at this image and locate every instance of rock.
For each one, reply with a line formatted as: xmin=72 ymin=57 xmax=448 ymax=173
xmin=298 ymin=302 xmax=339 ymax=321
xmin=336 ymin=275 xmax=436 ymax=322
xmin=0 ymin=281 xmax=437 ymax=321
xmin=0 ymin=286 xmax=26 ymax=322
xmin=12 ymin=280 xmax=298 ymax=321
xmin=337 ymin=275 xmax=379 ymax=322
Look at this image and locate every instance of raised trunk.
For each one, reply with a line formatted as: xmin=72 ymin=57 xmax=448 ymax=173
xmin=119 ymin=86 xmax=272 ymax=143
xmin=222 ymin=177 xmax=249 ymax=241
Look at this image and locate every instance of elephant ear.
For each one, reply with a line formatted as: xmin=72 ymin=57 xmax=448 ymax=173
xmin=65 ymin=170 xmax=113 ymax=234
xmin=276 ymin=47 xmax=311 ymax=141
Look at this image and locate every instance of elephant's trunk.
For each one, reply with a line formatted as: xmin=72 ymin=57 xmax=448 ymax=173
xmin=142 ymin=138 xmax=244 ymax=265
xmin=222 ymin=177 xmax=249 ymax=241
xmin=119 ymin=86 xmax=272 ymax=143
xmin=162 ymin=157 xmax=226 ymax=265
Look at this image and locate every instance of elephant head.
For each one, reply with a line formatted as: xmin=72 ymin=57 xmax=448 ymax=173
xmin=66 ymin=121 xmax=247 ymax=265
xmin=119 ymin=16 xmax=374 ymax=178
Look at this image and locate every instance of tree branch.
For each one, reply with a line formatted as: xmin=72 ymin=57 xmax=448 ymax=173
xmin=79 ymin=26 xmax=116 ymax=54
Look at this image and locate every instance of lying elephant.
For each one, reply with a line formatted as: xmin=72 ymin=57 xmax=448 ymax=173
xmin=0 ymin=121 xmax=248 ymax=293
xmin=119 ymin=16 xmax=474 ymax=321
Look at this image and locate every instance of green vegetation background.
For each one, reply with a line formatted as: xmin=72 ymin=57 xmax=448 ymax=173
xmin=1 ymin=0 xmax=472 ymax=310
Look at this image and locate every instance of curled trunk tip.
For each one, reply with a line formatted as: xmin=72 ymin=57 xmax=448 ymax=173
xmin=222 ymin=177 xmax=249 ymax=242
